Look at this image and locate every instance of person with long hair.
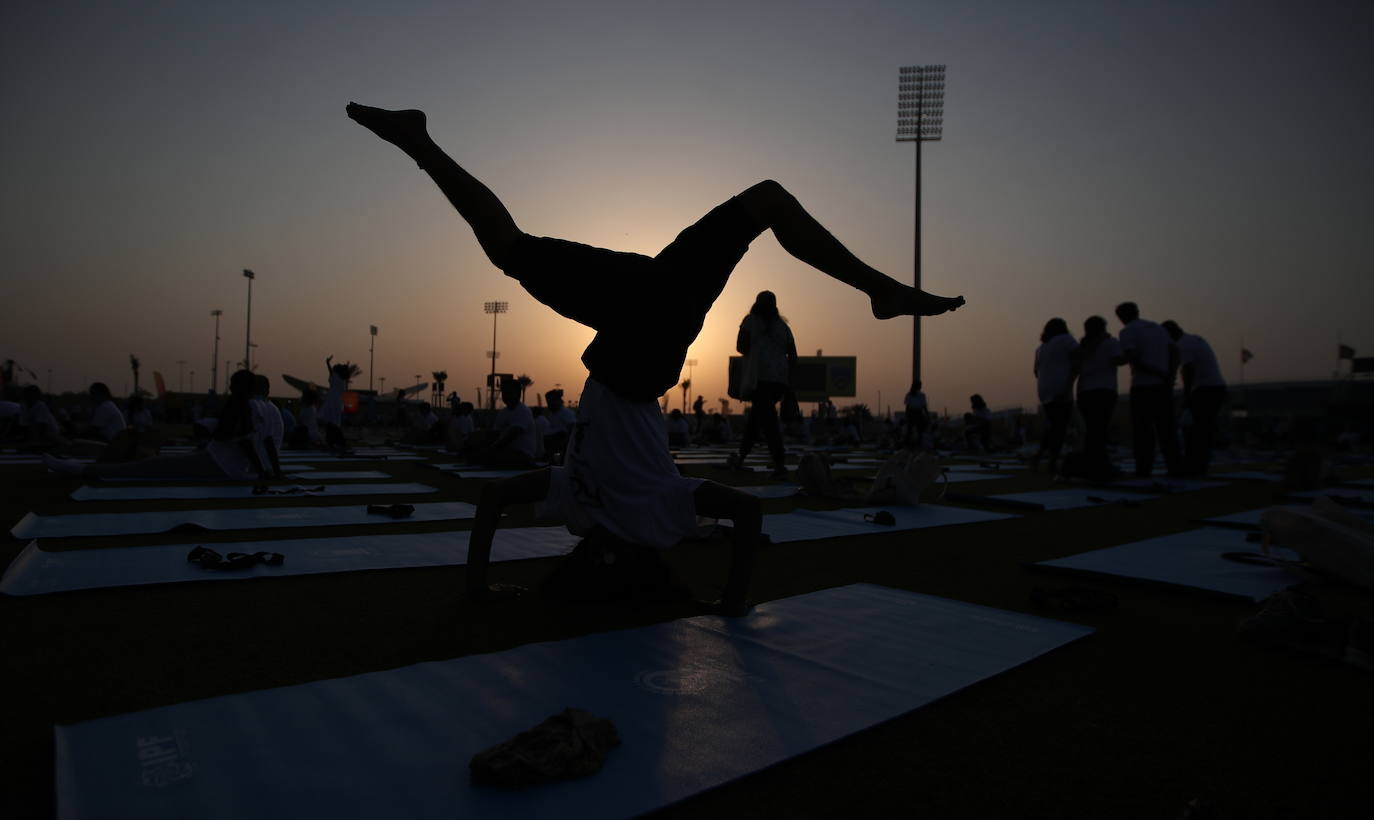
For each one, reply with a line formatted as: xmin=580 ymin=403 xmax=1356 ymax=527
xmin=731 ymin=290 xmax=796 ymax=479
xmin=1032 ymin=318 xmax=1079 ymax=472
xmin=1075 ymin=315 xmax=1122 ymax=479
xmin=346 ymin=102 xmax=965 ymax=613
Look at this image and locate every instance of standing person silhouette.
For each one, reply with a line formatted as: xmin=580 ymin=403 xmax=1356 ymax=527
xmin=731 ymin=291 xmax=796 ymax=479
xmin=1075 ymin=315 xmax=1122 ymax=480
xmin=1114 ymin=302 xmax=1180 ymax=477
xmin=1161 ymin=320 xmax=1227 ymax=476
xmin=347 ymin=103 xmax=965 ymax=613
xmin=1032 ymin=318 xmax=1079 ymax=473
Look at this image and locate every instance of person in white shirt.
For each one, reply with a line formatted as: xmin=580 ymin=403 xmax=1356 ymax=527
xmin=46 ymin=370 xmax=267 ymax=480
xmin=1032 ymin=318 xmax=1079 ymax=472
xmin=84 ymin=383 xmax=127 ymax=443
xmin=1162 ymin=320 xmax=1227 ymax=476
xmin=732 ymin=291 xmax=796 ymax=479
xmin=1114 ymin=302 xmax=1180 ymax=477
xmin=319 ymin=356 xmax=352 ymax=451
xmin=903 ymin=381 xmax=929 ymax=448
xmin=1074 ymin=316 xmax=1122 ymax=478
xmin=480 ymin=379 xmax=536 ymax=468
xmin=250 ymin=374 xmax=284 ymax=477
xmin=541 ymin=389 xmax=577 ymax=464
xmin=19 ymin=385 xmax=62 ymax=447
xmin=446 ymin=401 xmax=476 ymax=453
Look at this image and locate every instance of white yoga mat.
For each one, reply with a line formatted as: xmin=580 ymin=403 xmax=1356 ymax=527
xmin=10 ymin=502 xmax=479 ymax=540
xmin=70 ymin=483 xmax=438 ymax=501
xmin=1111 ymin=477 xmax=1229 ymax=493
xmin=1 ymin=527 xmax=579 ymax=596
xmin=942 ymin=470 xmax=1010 ymax=483
xmin=277 ymin=454 xmax=428 ymax=462
xmin=1037 ymin=527 xmax=1299 ymax=601
xmin=762 ymin=505 xmax=1015 ymax=543
xmin=1217 ymin=471 xmax=1283 ymax=482
xmin=735 ymin=484 xmax=803 ymax=499
xmin=984 ymin=489 xmax=1158 ymax=512
xmin=97 ymin=470 xmax=393 ymax=483
xmin=54 ymin=584 xmax=1091 ymax=820
xmin=1291 ymin=489 xmax=1374 ymax=506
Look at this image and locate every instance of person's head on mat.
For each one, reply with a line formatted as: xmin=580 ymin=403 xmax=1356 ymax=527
xmin=545 ymin=389 xmax=564 ymax=411
xmin=970 ymin=394 xmax=987 ymax=411
xmin=254 ymin=374 xmax=272 ymax=399
xmin=88 ymin=382 xmax=112 ymax=403
xmin=501 ymin=379 xmax=523 ymax=408
xmin=910 ymin=381 xmax=922 ymax=393
xmin=1114 ymin=301 xmax=1140 ymax=325
xmin=1160 ymin=320 xmax=1183 ymax=342
xmin=1040 ymin=317 xmax=1070 ymax=343
xmin=456 ymin=401 xmax=474 ymax=417
xmin=21 ymin=384 xmax=43 ymax=406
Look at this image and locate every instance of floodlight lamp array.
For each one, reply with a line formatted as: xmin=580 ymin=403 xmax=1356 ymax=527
xmin=483 ymin=301 xmax=509 ymax=314
xmin=896 ymin=65 xmax=946 ymax=142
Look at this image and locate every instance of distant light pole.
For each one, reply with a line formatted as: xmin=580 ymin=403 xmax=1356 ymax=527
xmin=683 ymin=358 xmax=698 ymax=412
xmin=379 ymin=376 xmax=386 ymax=394
xmin=483 ymin=301 xmax=508 ymax=411
xmin=896 ymin=64 xmax=946 ymax=385
xmin=369 ymin=325 xmax=378 ymax=392
xmin=242 ymin=269 xmax=256 ymax=371
xmin=176 ymin=360 xmax=186 ymax=392
xmin=210 ymin=309 xmax=223 ymax=394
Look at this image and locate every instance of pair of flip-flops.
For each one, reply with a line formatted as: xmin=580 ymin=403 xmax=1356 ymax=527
xmin=367 ymin=503 xmax=414 ymax=518
xmin=187 ymin=546 xmax=285 ymax=570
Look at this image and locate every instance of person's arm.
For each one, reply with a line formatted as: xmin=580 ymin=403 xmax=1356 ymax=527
xmin=263 ymin=435 xmax=284 ymax=477
xmin=691 ymin=481 xmax=760 ymax=616
xmin=466 ymin=470 xmax=550 ymax=599
xmin=736 ymin=324 xmax=751 ymax=355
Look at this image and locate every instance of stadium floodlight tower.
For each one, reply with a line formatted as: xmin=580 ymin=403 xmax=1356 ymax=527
xmin=896 ymin=64 xmax=945 ymax=385
xmin=484 ymin=301 xmax=508 ymax=411
xmin=209 ymin=309 xmax=223 ymax=395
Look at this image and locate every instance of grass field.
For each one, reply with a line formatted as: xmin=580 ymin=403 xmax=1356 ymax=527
xmin=2 ymin=441 xmax=1369 ymax=819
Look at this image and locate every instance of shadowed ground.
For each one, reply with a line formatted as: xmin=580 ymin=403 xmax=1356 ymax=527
xmin=0 ymin=437 xmax=1368 ymax=819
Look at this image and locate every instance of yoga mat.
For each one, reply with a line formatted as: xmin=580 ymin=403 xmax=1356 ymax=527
xmin=1344 ymin=478 xmax=1374 ymax=488
xmin=1291 ymin=489 xmax=1374 ymax=506
xmin=276 ymin=454 xmax=428 ymax=462
xmin=735 ymin=484 xmax=802 ymax=499
xmin=984 ymin=489 xmax=1157 ymax=512
xmin=1217 ymin=471 xmax=1282 ymax=482
xmin=1111 ymin=477 xmax=1228 ymax=493
xmin=97 ymin=470 xmax=394 ymax=483
xmin=70 ymin=483 xmax=438 ymax=501
xmin=10 ymin=502 xmax=479 ymax=540
xmin=942 ymin=471 xmax=1009 ymax=484
xmin=762 ymin=505 xmax=1014 ymax=543
xmin=1201 ymin=507 xmax=1374 ymax=529
xmin=1036 ymin=527 xmax=1299 ymax=601
xmin=54 ymin=584 xmax=1091 ymax=820
xmin=1 ymin=527 xmax=578 ymax=596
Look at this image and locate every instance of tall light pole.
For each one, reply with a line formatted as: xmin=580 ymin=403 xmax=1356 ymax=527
xmin=210 ymin=309 xmax=222 ymax=394
xmin=242 ymin=269 xmax=256 ymax=372
xmin=683 ymin=358 xmax=698 ymax=412
xmin=369 ymin=325 xmax=378 ymax=392
xmin=896 ymin=64 xmax=945 ymax=385
xmin=483 ymin=301 xmax=508 ymax=411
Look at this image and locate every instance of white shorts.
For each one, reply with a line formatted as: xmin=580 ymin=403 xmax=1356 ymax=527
xmin=536 ymin=378 xmax=703 ymax=549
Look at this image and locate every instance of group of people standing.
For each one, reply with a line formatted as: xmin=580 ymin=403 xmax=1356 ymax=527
xmin=1033 ymin=301 xmax=1227 ymax=479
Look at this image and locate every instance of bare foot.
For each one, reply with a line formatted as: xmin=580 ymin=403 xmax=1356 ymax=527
xmin=346 ymin=102 xmax=431 ymax=155
xmin=870 ymin=284 xmax=965 ymax=319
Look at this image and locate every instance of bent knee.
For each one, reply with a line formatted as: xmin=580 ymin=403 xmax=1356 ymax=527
xmin=736 ymin=180 xmax=797 ymax=227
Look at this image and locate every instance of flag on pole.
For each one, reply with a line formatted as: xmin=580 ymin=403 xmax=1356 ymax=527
xmin=243 ymin=269 xmax=255 ymax=280
xmin=1338 ymin=344 xmax=1356 ymax=360
xmin=1240 ymin=348 xmax=1254 ymax=364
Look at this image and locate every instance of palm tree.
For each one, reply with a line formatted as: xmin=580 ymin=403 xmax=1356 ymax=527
xmin=129 ymin=354 xmax=140 ymax=395
xmin=431 ymin=370 xmax=447 ymax=406
xmin=680 ymin=378 xmax=691 ymax=413
xmin=517 ymin=373 xmax=533 ymax=404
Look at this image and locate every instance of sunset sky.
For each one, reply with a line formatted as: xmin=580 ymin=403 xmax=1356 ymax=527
xmin=3 ymin=0 xmax=1370 ymax=414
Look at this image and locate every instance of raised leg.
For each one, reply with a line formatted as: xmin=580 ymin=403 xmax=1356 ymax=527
xmin=347 ymin=103 xmax=522 ymax=269
xmin=466 ymin=469 xmax=552 ymax=599
xmin=734 ymin=180 xmax=965 ymax=319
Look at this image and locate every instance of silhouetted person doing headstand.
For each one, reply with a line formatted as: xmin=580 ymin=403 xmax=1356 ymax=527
xmin=347 ymin=103 xmax=964 ymax=613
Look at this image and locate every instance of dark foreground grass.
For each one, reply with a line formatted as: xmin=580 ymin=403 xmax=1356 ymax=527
xmin=1 ymin=451 xmax=1369 ymax=819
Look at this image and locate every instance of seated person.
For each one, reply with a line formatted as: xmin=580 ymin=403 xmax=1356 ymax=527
xmin=665 ymin=408 xmax=690 ymax=448
xmin=18 ymin=385 xmax=62 ymax=449
xmin=542 ymin=388 xmax=576 ymax=464
xmin=46 ymin=370 xmax=269 ymax=480
xmin=472 ymin=380 xmax=537 ymax=468
xmin=532 ymin=407 xmax=549 ymax=462
xmin=250 ymin=374 xmax=285 ymax=478
xmin=446 ymin=401 xmax=476 ymax=453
